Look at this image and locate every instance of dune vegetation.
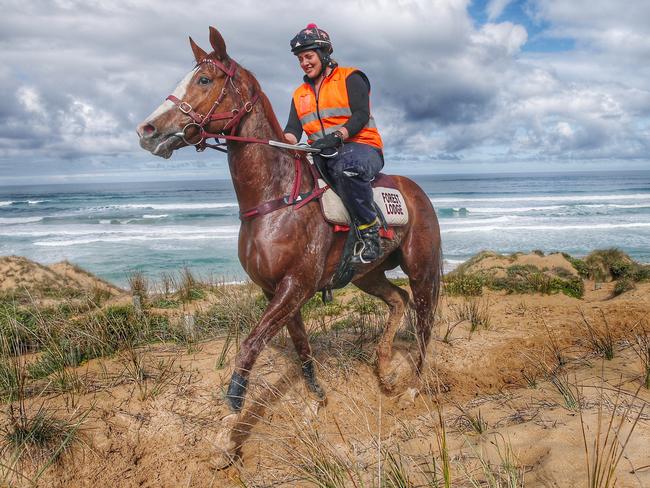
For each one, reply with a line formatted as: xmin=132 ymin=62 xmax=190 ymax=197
xmin=0 ymin=250 xmax=649 ymax=487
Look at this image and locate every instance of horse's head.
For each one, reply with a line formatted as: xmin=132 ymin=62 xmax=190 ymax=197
xmin=137 ymin=27 xmax=250 ymax=158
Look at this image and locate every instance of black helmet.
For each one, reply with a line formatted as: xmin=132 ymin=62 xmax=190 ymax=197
xmin=290 ymin=23 xmax=333 ymax=55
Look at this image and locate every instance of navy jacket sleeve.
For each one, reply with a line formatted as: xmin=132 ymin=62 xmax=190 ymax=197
xmin=283 ymin=99 xmax=303 ymax=141
xmin=343 ymin=71 xmax=371 ymax=138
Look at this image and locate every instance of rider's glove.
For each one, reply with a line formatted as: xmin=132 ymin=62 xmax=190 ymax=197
xmin=312 ymin=131 xmax=344 ymax=151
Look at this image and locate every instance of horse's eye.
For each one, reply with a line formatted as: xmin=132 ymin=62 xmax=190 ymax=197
xmin=198 ymin=76 xmax=212 ymax=85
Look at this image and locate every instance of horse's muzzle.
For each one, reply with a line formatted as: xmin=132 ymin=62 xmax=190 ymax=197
xmin=136 ymin=122 xmax=182 ymax=159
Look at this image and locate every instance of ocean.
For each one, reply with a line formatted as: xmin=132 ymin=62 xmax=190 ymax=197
xmin=1 ymin=170 xmax=649 ymax=287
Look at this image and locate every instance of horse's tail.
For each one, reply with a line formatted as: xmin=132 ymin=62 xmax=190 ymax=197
xmin=431 ymin=238 xmax=444 ymax=317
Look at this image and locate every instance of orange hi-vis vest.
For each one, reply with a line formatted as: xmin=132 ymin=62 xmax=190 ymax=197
xmin=292 ymin=66 xmax=383 ymax=150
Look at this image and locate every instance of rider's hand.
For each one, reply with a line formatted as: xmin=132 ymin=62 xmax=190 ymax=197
xmin=284 ymin=132 xmax=298 ymax=145
xmin=312 ymin=131 xmax=343 ymax=151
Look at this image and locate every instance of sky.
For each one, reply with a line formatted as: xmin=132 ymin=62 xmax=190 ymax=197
xmin=1 ymin=0 xmax=649 ymax=185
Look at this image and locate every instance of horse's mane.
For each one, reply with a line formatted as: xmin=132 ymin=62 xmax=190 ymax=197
xmin=238 ymin=64 xmax=286 ymax=141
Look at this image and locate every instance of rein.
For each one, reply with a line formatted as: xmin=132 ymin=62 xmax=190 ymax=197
xmin=165 ymin=57 xmax=329 ymax=221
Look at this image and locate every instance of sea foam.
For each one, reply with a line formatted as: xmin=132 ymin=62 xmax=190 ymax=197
xmin=430 ymin=193 xmax=650 ymax=204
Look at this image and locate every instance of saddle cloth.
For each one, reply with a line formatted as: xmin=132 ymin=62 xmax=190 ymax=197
xmin=318 ymin=173 xmax=409 ymax=226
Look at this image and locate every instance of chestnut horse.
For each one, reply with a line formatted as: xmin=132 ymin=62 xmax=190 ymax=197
xmin=137 ymin=27 xmax=442 ymax=462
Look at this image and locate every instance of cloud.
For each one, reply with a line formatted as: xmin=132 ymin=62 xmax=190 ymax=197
xmin=0 ymin=0 xmax=649 ymax=183
xmin=486 ymin=0 xmax=513 ymax=21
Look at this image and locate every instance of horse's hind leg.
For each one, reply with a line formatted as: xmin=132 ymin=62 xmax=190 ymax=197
xmin=353 ymin=269 xmax=410 ymax=392
xmin=262 ymin=290 xmax=325 ymax=400
xmin=409 ymin=274 xmax=435 ymax=373
xmin=400 ymin=235 xmax=442 ymax=374
xmin=287 ymin=313 xmax=326 ymax=400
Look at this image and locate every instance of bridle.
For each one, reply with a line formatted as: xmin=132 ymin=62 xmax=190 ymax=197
xmin=166 ymin=57 xmax=261 ymax=152
xmin=164 ymin=56 xmax=330 ymax=220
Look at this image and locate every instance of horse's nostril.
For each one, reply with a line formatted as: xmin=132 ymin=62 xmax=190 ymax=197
xmin=137 ymin=122 xmax=157 ymax=138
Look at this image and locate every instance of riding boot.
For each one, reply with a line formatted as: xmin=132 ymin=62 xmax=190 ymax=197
xmin=351 ymin=219 xmax=382 ymax=264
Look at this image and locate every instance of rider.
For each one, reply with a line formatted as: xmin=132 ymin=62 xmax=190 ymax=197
xmin=284 ymin=23 xmax=385 ymax=264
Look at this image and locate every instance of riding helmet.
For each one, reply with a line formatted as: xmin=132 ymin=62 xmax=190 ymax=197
xmin=290 ymin=23 xmax=333 ymax=55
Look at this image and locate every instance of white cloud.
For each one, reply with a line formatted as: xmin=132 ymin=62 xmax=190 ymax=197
xmin=17 ymin=87 xmax=42 ymax=114
xmin=486 ymin=0 xmax=513 ymax=21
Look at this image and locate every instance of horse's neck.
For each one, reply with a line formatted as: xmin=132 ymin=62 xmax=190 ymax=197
xmin=227 ymin=102 xmax=309 ymax=211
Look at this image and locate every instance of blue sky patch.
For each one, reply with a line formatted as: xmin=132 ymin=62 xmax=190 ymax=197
xmin=468 ymin=0 xmax=575 ymax=52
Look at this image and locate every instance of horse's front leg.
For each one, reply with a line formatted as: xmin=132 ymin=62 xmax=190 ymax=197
xmin=214 ymin=277 xmax=313 ymax=466
xmin=226 ymin=277 xmax=313 ymax=411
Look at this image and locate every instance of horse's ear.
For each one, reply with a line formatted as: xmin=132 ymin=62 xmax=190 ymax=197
xmin=189 ymin=36 xmax=207 ymax=63
xmin=209 ymin=26 xmax=228 ymax=59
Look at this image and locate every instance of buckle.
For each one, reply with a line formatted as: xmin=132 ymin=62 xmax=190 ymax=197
xmin=179 ymin=101 xmax=193 ymax=114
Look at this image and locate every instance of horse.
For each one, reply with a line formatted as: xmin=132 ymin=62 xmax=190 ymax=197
xmin=137 ymin=26 xmax=442 ymax=465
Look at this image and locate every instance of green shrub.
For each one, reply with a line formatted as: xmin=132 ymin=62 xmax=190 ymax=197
xmin=489 ymin=265 xmax=584 ymax=298
xmin=562 ymin=253 xmax=592 ymax=279
xmin=613 ymin=278 xmax=636 ymax=297
xmin=584 ymin=248 xmax=634 ymax=280
xmin=349 ymin=295 xmax=384 ymax=315
xmin=553 ymin=276 xmax=585 ymax=299
xmin=609 ymin=261 xmax=634 ymax=280
xmin=301 ymin=295 xmax=325 ymax=315
xmin=150 ymin=298 xmax=180 ymax=309
xmin=445 ymin=273 xmax=484 ymax=296
xmin=633 ymin=265 xmax=650 ymax=282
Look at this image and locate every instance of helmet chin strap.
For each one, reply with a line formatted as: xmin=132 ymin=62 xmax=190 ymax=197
xmin=315 ymin=49 xmax=332 ymax=78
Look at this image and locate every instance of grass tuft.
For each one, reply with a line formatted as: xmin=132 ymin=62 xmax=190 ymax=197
xmin=580 ymin=383 xmax=645 ymax=488
xmin=178 ymin=267 xmax=205 ymax=302
xmin=127 ymin=271 xmax=148 ymax=306
xmin=630 ymin=322 xmax=650 ymax=389
xmin=453 ymin=404 xmax=488 ymax=435
xmin=579 ymin=310 xmax=615 ymax=360
xmin=452 ymin=297 xmax=491 ymax=333
xmin=548 ymin=370 xmax=582 ymax=411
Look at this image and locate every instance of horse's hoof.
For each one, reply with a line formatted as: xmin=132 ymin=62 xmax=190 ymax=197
xmin=213 ymin=413 xmax=239 ymax=469
xmin=308 ymin=382 xmax=327 ymax=403
xmin=397 ymin=387 xmax=419 ymax=409
xmin=302 ymin=398 xmax=321 ymax=420
xmin=213 ymin=449 xmax=239 ymax=471
xmin=379 ymin=370 xmax=399 ymax=392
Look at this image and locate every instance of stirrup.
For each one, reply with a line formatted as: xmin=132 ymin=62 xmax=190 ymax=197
xmin=353 ymin=240 xmax=372 ymax=264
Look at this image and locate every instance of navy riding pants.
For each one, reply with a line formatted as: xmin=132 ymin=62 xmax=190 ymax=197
xmin=317 ymin=142 xmax=384 ymax=226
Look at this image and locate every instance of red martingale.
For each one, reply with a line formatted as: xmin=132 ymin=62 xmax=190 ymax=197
xmin=239 ymin=154 xmax=329 ymax=220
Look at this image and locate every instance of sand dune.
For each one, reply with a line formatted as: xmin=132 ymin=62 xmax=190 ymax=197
xmin=0 ymin=253 xmax=649 ymax=487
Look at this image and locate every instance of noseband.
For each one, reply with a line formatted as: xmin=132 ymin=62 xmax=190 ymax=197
xmin=166 ymin=57 xmax=260 ymax=152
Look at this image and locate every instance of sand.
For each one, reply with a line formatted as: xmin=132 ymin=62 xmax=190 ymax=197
xmin=1 ymin=254 xmax=649 ymax=487
xmin=0 ymin=255 xmax=123 ymax=299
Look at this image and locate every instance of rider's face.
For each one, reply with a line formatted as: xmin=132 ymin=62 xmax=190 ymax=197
xmin=298 ymin=50 xmax=322 ymax=79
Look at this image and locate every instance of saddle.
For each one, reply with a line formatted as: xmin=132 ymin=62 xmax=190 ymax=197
xmin=308 ymin=154 xmax=409 ymax=229
xmin=309 ymin=155 xmax=409 ymax=302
